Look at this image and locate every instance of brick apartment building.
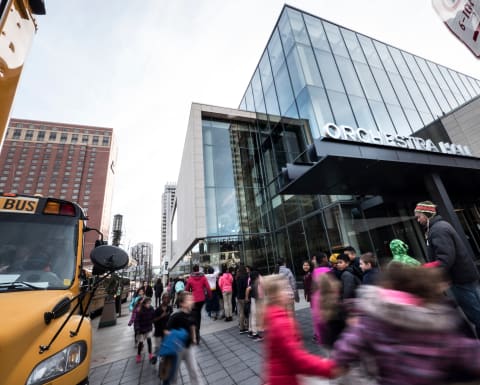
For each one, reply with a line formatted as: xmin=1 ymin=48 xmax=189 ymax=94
xmin=0 ymin=118 xmax=117 ymax=264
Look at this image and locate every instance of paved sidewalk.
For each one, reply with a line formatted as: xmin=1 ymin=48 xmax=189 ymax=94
xmin=89 ymin=295 xmax=335 ymax=385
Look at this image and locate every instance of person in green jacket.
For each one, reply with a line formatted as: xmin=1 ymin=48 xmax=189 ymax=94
xmin=389 ymin=239 xmax=421 ymax=266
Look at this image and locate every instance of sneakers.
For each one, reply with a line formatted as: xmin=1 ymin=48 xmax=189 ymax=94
xmin=239 ymin=329 xmax=248 ymax=334
xmin=247 ymin=332 xmax=255 ymax=338
xmin=149 ymin=353 xmax=157 ymax=365
xmin=253 ymin=334 xmax=264 ymax=341
xmin=136 ymin=354 xmax=141 ymax=363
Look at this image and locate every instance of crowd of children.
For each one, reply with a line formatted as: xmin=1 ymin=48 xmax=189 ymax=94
xmin=126 ymin=238 xmax=480 ymax=385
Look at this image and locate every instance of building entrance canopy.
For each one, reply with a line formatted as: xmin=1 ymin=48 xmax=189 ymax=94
xmin=280 ymin=138 xmax=480 ymax=200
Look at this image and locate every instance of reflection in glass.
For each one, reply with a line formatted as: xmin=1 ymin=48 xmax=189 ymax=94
xmin=323 ymin=21 xmax=349 ymax=58
xmin=304 ymin=14 xmax=330 ymax=52
xmin=327 ymin=90 xmax=357 ymax=127
xmin=286 ymin=7 xmax=310 ymax=46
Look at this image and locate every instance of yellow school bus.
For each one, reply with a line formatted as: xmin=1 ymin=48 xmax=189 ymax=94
xmin=0 ymin=193 xmax=128 ymax=385
xmin=0 ymin=0 xmax=46 ymax=148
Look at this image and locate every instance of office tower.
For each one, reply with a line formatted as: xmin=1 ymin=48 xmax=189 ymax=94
xmin=0 ymin=118 xmax=116 ymax=263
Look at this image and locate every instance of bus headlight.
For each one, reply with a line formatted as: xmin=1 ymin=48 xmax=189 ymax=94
xmin=26 ymin=341 xmax=87 ymax=385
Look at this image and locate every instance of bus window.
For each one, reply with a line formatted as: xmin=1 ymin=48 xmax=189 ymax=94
xmin=0 ymin=218 xmax=76 ymax=288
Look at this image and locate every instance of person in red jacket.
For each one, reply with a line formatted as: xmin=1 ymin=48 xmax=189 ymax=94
xmin=185 ymin=264 xmax=211 ymax=342
xmin=262 ymin=274 xmax=339 ymax=385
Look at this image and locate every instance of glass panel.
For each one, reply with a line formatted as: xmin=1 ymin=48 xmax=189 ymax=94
xmin=286 ymin=46 xmax=306 ymax=97
xmin=278 ymin=10 xmax=294 ymax=54
xmin=458 ymin=73 xmax=476 ymax=99
xmin=354 ymin=61 xmax=382 ymax=101
xmin=403 ymin=77 xmax=432 ymax=116
xmin=357 ymin=35 xmax=382 ymax=68
xmin=439 ymin=66 xmax=464 ymax=104
xmin=203 ymin=145 xmax=214 ymax=187
xmin=297 ymin=87 xmax=319 ymax=137
xmin=449 ymin=69 xmax=470 ymax=100
xmin=323 ymin=205 xmax=343 ymax=250
xmin=304 ymin=14 xmax=330 ymax=51
xmin=297 ymin=44 xmax=323 ymax=88
xmin=402 ymin=52 xmax=423 ymax=80
xmin=323 ymin=21 xmax=349 ymax=57
xmin=268 ymin=28 xmax=285 ymax=76
xmin=284 ymin=195 xmax=302 ymax=223
xmin=275 ymin=63 xmax=295 ymax=115
xmin=259 ymin=51 xmax=274 ymax=91
xmin=315 ymin=49 xmax=344 ymax=92
xmin=349 ymin=95 xmax=378 ymax=130
xmin=336 ymin=56 xmax=364 ymax=97
xmin=417 ymin=82 xmax=443 ymax=118
xmin=388 ymin=72 xmax=415 ymax=109
xmin=286 ymin=8 xmax=310 ymax=45
xmin=373 ymin=41 xmax=396 ymax=73
xmin=215 ymin=188 xmax=239 ymax=235
xmin=239 ymin=99 xmax=246 ymax=110
xmin=385 ymin=103 xmax=412 ymax=136
xmin=245 ymin=84 xmax=255 ymax=112
xmin=272 ymin=195 xmax=286 ymax=227
xmin=252 ymin=69 xmax=267 ymax=113
xmin=203 ymin=122 xmax=230 ymax=146
xmin=467 ymin=77 xmax=480 ymax=94
xmin=287 ymin=221 xmax=309 ymax=275
xmin=341 ymin=29 xmax=366 ymax=63
xmin=371 ymin=67 xmax=398 ymax=105
xmin=264 ymin=84 xmax=280 ymax=116
xmin=388 ymin=46 xmax=411 ymax=78
xmin=275 ymin=228 xmax=291 ymax=264
xmin=403 ymin=107 xmax=424 ymax=132
xmin=309 ymin=86 xmax=335 ymax=134
xmin=427 ymin=62 xmax=456 ymax=109
xmin=284 ymin=101 xmax=299 ymax=119
xmin=327 ymin=90 xmax=357 ymax=127
xmin=369 ymin=100 xmax=395 ymax=134
xmin=205 ymin=187 xmax=218 ymax=235
xmin=304 ymin=213 xmax=330 ymax=256
xmin=414 ymin=57 xmax=451 ymax=114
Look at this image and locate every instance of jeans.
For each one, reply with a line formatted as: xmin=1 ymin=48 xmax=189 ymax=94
xmin=450 ymin=281 xmax=480 ymax=337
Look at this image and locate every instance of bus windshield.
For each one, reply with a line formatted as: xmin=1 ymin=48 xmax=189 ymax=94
xmin=0 ymin=216 xmax=77 ymax=290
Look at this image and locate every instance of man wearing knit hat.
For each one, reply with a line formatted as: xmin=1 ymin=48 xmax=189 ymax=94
xmin=415 ymin=200 xmax=480 ymax=337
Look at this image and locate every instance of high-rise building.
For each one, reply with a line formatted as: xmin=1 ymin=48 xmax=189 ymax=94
xmin=169 ymin=5 xmax=480 ymax=277
xmin=0 ymin=118 xmax=117 ymax=263
xmin=161 ymin=183 xmax=176 ymax=273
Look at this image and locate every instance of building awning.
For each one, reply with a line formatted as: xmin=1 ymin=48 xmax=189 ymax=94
xmin=280 ymin=139 xmax=480 ymax=200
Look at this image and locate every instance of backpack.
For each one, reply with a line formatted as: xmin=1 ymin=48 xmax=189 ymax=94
xmin=175 ymin=281 xmax=184 ymax=293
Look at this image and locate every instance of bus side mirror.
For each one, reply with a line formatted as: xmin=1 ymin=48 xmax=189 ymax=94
xmin=90 ymin=245 xmax=128 ymax=274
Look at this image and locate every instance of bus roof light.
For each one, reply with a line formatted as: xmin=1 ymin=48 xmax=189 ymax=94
xmin=43 ymin=200 xmax=76 ymax=216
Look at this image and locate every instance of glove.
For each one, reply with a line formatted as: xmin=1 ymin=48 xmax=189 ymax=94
xmin=423 ymin=260 xmax=441 ymax=268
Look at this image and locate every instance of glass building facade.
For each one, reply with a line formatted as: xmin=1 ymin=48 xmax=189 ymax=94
xmin=169 ymin=6 xmax=480 ymax=278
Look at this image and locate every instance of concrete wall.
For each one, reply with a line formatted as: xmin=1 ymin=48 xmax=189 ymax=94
xmin=441 ymin=97 xmax=480 ymax=157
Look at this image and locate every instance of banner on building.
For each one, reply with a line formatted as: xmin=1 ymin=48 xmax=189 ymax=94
xmin=432 ymin=0 xmax=480 ymax=57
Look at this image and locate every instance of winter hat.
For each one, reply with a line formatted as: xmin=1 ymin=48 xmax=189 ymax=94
xmin=329 ymin=253 xmax=339 ymax=264
xmin=414 ymin=201 xmax=436 ymax=218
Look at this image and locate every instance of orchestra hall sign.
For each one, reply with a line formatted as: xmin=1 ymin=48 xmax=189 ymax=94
xmin=321 ymin=123 xmax=473 ymax=157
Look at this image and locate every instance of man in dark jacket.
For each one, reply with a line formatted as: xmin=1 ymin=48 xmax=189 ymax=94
xmin=415 ymin=200 xmax=480 ymax=337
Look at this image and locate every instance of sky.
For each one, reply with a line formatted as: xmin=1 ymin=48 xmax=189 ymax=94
xmin=10 ymin=0 xmax=480 ymax=265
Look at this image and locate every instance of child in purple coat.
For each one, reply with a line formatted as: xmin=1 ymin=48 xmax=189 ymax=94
xmin=332 ymin=263 xmax=480 ymax=385
xmin=135 ymin=297 xmax=155 ymax=363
